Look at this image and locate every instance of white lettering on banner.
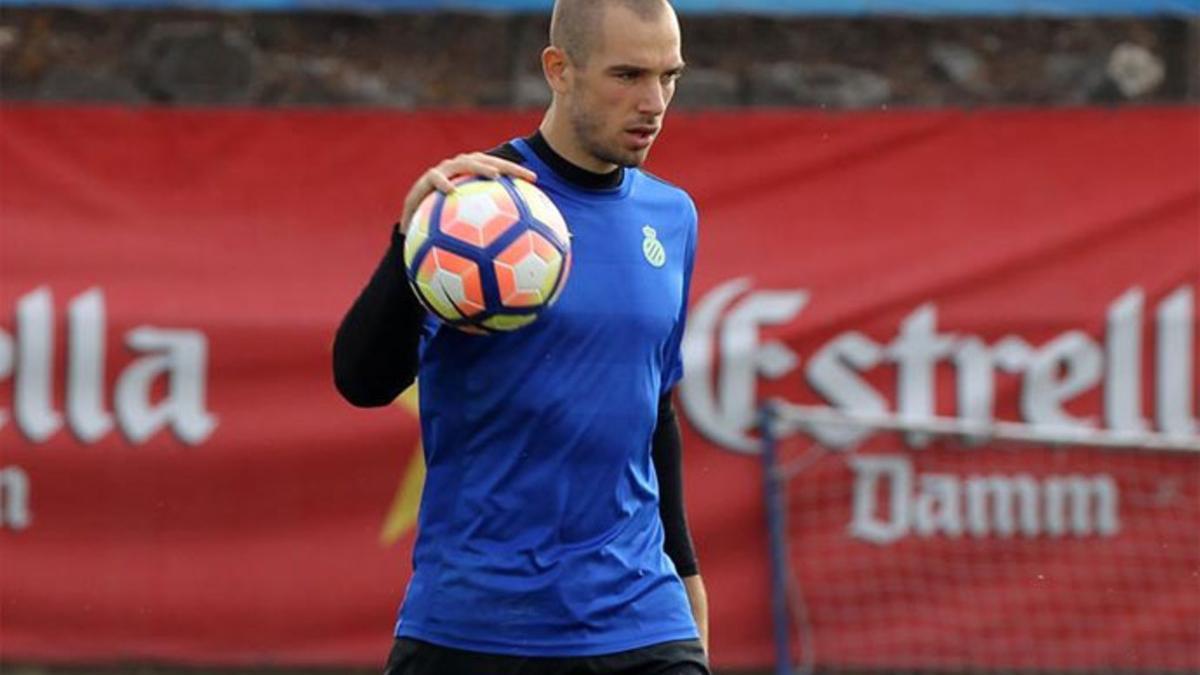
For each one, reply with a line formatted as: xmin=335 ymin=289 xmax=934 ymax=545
xmin=1106 ymin=289 xmax=1149 ymax=434
xmin=849 ymin=455 xmax=1119 ymax=544
xmin=681 ymin=282 xmax=1199 ymax=452
xmin=681 ymin=278 xmax=808 ymax=452
xmin=1157 ymin=286 xmax=1197 ymax=436
xmin=1022 ymin=330 xmax=1102 ymax=430
xmin=0 ymin=465 xmax=31 ymax=531
xmin=805 ymin=333 xmax=887 ymax=448
xmin=0 ymin=287 xmax=217 ymax=446
xmin=13 ymin=288 xmax=62 ymax=442
xmin=68 ymin=288 xmax=114 ymax=443
xmin=888 ymin=305 xmax=955 ymax=448
xmin=950 ymin=336 xmax=1032 ymax=445
xmin=116 ymin=327 xmax=217 ymax=444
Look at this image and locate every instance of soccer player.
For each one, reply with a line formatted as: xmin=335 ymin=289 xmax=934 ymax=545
xmin=333 ymin=1 xmax=708 ymax=673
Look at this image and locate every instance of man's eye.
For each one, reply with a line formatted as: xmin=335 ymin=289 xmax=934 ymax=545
xmin=616 ymin=72 xmax=639 ymax=81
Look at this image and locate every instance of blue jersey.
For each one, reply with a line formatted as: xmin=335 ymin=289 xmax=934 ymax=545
xmin=396 ymin=137 xmax=699 ymax=656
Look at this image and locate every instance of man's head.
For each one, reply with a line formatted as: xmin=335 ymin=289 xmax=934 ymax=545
xmin=541 ymin=0 xmax=684 ymax=172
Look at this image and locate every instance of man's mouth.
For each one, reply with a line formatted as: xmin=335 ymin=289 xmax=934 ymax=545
xmin=625 ymin=126 xmax=659 ymax=148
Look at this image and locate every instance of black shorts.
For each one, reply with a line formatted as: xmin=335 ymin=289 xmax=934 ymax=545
xmin=383 ymin=637 xmax=711 ymax=675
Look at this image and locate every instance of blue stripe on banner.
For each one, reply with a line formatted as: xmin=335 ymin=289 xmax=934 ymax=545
xmin=0 ymin=0 xmax=1196 ymax=13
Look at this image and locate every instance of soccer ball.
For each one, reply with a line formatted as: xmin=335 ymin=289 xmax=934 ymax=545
xmin=403 ymin=175 xmax=572 ymax=333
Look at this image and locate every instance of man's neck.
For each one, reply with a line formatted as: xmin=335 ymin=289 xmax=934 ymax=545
xmin=530 ymin=113 xmax=623 ymax=190
xmin=538 ymin=106 xmax=619 ymax=175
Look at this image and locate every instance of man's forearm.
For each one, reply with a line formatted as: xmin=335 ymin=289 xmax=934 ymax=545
xmin=332 ymin=229 xmax=424 ymax=407
xmin=682 ymin=573 xmax=709 ymax=653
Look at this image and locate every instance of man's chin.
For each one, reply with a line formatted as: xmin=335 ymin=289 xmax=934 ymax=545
xmin=589 ymin=142 xmax=651 ymax=169
xmin=617 ymin=147 xmax=651 ymax=168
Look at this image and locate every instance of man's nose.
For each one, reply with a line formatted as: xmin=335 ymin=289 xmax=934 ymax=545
xmin=639 ymin=80 xmax=668 ymax=116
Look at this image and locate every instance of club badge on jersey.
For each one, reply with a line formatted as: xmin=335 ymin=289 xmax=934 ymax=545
xmin=642 ymin=225 xmax=666 ymax=268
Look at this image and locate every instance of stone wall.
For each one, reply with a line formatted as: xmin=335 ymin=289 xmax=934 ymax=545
xmin=0 ymin=9 xmax=1196 ymax=108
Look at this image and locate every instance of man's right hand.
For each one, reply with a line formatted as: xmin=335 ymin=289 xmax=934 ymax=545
xmin=398 ymin=153 xmax=538 ymax=234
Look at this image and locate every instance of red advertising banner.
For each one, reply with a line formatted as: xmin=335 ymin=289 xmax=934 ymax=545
xmin=1 ymin=105 xmax=1197 ymax=670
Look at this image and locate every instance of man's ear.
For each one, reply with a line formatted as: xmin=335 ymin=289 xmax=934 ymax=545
xmin=542 ymin=46 xmax=572 ymax=95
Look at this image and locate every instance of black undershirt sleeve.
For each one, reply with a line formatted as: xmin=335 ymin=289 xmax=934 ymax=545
xmin=654 ymin=392 xmax=700 ymax=578
xmin=332 ymin=228 xmax=425 ymax=407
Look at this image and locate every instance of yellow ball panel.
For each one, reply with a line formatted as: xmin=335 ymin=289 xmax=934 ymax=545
xmin=416 ymin=277 xmax=462 ymax=321
xmin=482 ymin=313 xmax=538 ymax=332
xmin=403 ymin=195 xmax=435 ymax=268
xmin=513 ymin=179 xmax=570 ymax=247
xmin=537 ymin=250 xmax=564 ymax=301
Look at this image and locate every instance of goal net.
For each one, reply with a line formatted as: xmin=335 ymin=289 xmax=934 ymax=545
xmin=758 ymin=401 xmax=1200 ymax=675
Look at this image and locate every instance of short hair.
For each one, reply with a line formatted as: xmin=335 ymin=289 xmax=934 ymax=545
xmin=550 ymin=0 xmax=672 ymax=66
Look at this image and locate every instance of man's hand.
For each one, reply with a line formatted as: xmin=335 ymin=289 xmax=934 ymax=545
xmin=398 ymin=153 xmax=538 ymax=234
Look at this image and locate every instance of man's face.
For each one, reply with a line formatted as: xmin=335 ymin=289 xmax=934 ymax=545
xmin=565 ymin=4 xmax=685 ymax=169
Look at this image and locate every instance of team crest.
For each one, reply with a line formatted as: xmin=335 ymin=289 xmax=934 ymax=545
xmin=642 ymin=225 xmax=666 ymax=268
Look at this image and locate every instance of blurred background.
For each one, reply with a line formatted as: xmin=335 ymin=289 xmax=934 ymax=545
xmin=1 ymin=2 xmax=1198 ymax=107
xmin=1 ymin=1 xmax=1198 ymax=675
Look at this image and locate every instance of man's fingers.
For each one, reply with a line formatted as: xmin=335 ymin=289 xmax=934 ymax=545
xmin=401 ymin=151 xmax=538 ymax=233
xmin=426 ymin=168 xmax=456 ymax=195
xmin=458 ymin=158 xmax=502 ymax=180
xmin=474 ymin=155 xmax=539 ymax=183
xmin=415 ymin=151 xmax=540 ymax=212
xmin=441 ymin=153 xmax=538 ymax=183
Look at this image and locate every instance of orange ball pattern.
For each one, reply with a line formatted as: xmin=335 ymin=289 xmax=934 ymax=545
xmin=403 ymin=176 xmax=572 ymax=333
